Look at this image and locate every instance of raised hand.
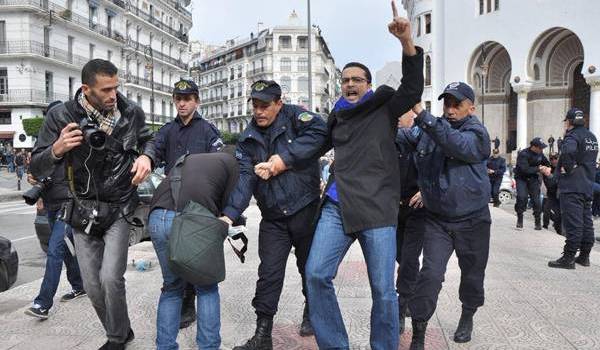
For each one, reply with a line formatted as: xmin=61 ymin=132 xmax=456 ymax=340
xmin=388 ymin=0 xmax=412 ymax=42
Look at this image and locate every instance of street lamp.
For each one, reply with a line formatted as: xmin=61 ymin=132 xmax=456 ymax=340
xmin=480 ymin=43 xmax=488 ymax=126
xmin=307 ymin=0 xmax=313 ymax=112
xmin=143 ymin=44 xmax=155 ymax=126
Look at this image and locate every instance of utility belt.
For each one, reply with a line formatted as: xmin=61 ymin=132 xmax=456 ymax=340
xmin=62 ymin=198 xmax=122 ymax=237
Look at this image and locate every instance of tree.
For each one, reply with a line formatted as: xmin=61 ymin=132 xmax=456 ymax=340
xmin=22 ymin=117 xmax=44 ymax=137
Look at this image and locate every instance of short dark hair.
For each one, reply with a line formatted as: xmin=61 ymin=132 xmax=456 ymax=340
xmin=81 ymin=59 xmax=118 ymax=86
xmin=343 ymin=62 xmax=372 ymax=83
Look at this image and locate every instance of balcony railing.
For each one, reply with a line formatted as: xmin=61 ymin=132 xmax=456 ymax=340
xmin=125 ymin=38 xmax=187 ymax=71
xmin=0 ymin=40 xmax=89 ymax=67
xmin=122 ymin=74 xmax=174 ymax=94
xmin=0 ymin=89 xmax=70 ymax=104
xmin=127 ymin=6 xmax=188 ymax=43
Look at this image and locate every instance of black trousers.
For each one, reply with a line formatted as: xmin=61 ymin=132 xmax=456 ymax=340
xmin=560 ymin=193 xmax=595 ymax=254
xmin=252 ymin=200 xmax=318 ymax=318
xmin=489 ymin=176 xmax=502 ymax=204
xmin=515 ymin=177 xmax=542 ymax=217
xmin=396 ymin=203 xmax=425 ymax=311
xmin=542 ymin=195 xmax=561 ymax=230
xmin=409 ymin=208 xmax=491 ymax=322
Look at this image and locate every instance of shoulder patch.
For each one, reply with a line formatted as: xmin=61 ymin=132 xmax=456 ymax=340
xmin=298 ymin=112 xmax=314 ymax=122
xmin=235 ymin=150 xmax=243 ymax=160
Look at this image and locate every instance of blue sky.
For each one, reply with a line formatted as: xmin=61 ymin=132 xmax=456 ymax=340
xmin=189 ymin=0 xmax=408 ymax=73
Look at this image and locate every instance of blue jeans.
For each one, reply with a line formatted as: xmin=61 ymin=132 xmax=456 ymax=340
xmin=149 ymin=209 xmax=221 ymax=350
xmin=34 ymin=209 xmax=83 ymax=309
xmin=306 ymin=201 xmax=399 ymax=350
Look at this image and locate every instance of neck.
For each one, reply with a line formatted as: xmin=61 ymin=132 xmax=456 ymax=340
xmin=180 ymin=112 xmax=194 ymax=125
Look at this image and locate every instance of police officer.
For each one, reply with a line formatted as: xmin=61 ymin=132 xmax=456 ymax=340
xmin=220 ymin=80 xmax=328 ymax=350
xmin=541 ymin=153 xmax=561 ymax=235
xmin=395 ymin=114 xmax=425 ymax=335
xmin=152 ymin=78 xmax=224 ymax=329
xmin=548 ymin=108 xmax=598 ymax=269
xmin=513 ymin=137 xmax=550 ymax=230
xmin=397 ymin=82 xmax=491 ymax=350
xmin=487 ymin=149 xmax=506 ymax=207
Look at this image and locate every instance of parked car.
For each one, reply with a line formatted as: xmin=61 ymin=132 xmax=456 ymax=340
xmin=33 ymin=171 xmax=166 ymax=251
xmin=499 ymin=171 xmax=516 ymax=204
xmin=0 ymin=235 xmax=19 ymax=292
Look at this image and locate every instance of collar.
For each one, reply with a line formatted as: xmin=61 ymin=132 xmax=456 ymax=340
xmin=175 ymin=111 xmax=202 ymax=126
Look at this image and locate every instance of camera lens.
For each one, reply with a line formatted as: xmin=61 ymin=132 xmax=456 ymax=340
xmin=86 ymin=130 xmax=107 ymax=150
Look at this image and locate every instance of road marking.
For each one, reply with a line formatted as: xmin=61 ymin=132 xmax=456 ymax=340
xmin=11 ymin=235 xmax=37 ymax=242
xmin=0 ymin=207 xmax=36 ymax=215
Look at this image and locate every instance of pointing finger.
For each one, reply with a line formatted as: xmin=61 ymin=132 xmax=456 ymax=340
xmin=391 ymin=0 xmax=398 ymax=18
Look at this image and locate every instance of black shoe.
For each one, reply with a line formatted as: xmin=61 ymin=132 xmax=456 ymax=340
xmin=179 ymin=288 xmax=196 ymax=329
xmin=554 ymin=224 xmax=563 ymax=236
xmin=233 ymin=318 xmax=273 ymax=350
xmin=516 ymin=214 xmax=523 ymax=228
xmin=453 ymin=311 xmax=474 ymax=343
xmin=24 ymin=305 xmax=49 ymax=320
xmin=299 ymin=303 xmax=314 ymax=337
xmin=493 ymin=201 xmax=500 ymax=208
xmin=575 ymin=249 xmax=591 ymax=267
xmin=534 ymin=217 xmax=542 ymax=230
xmin=60 ymin=289 xmax=87 ymax=302
xmin=98 ymin=329 xmax=134 ymax=350
xmin=409 ymin=320 xmax=427 ymax=350
xmin=548 ymin=252 xmax=576 ymax=269
xmin=542 ymin=224 xmax=549 ymax=229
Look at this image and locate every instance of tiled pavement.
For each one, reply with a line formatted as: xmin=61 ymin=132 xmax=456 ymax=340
xmin=1 ymin=203 xmax=600 ymax=350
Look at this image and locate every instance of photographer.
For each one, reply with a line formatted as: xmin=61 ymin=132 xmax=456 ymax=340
xmin=30 ymin=59 xmax=157 ymax=350
xmin=24 ymin=101 xmax=85 ymax=320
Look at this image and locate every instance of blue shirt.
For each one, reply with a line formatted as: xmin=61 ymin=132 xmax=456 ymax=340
xmin=154 ymin=111 xmax=223 ymax=174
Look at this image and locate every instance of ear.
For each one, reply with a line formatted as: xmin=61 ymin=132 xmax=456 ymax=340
xmin=81 ymin=84 xmax=90 ymax=95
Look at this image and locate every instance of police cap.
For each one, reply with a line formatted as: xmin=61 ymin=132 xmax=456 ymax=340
xmin=530 ymin=137 xmax=547 ymax=149
xmin=173 ymin=79 xmax=199 ymax=95
xmin=248 ymin=80 xmax=282 ymax=102
xmin=438 ymin=82 xmax=475 ymax=103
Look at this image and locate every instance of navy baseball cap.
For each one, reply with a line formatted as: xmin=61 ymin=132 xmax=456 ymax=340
xmin=438 ymin=82 xmax=475 ymax=103
xmin=173 ymin=79 xmax=199 ymax=95
xmin=249 ymin=80 xmax=282 ymax=102
xmin=530 ymin=137 xmax=547 ymax=149
xmin=564 ymin=107 xmax=585 ymax=121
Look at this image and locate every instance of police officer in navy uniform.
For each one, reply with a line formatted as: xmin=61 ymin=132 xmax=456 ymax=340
xmin=548 ymin=108 xmax=599 ymax=269
xmin=397 ymin=82 xmax=491 ymax=350
xmin=541 ymin=153 xmax=561 ymax=235
xmin=220 ymin=80 xmax=328 ymax=350
xmin=152 ymin=78 xmax=224 ymax=329
xmin=487 ymin=149 xmax=506 ymax=207
xmin=513 ymin=137 xmax=550 ymax=230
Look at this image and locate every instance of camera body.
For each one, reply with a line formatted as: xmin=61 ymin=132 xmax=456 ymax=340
xmin=23 ymin=177 xmax=52 ymax=205
xmin=79 ymin=118 xmax=107 ymax=150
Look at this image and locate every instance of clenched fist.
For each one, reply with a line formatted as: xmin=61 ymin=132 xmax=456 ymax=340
xmin=52 ymin=123 xmax=83 ymax=158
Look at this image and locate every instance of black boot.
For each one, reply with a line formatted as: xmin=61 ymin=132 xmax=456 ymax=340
xmin=553 ymin=222 xmax=562 ymax=236
xmin=453 ymin=309 xmax=474 ymax=343
xmin=516 ymin=214 xmax=523 ymax=228
xmin=534 ymin=216 xmax=542 ymax=230
xmin=299 ymin=303 xmax=314 ymax=336
xmin=409 ymin=320 xmax=427 ymax=350
xmin=233 ymin=318 xmax=273 ymax=350
xmin=548 ymin=251 xmax=576 ymax=269
xmin=575 ymin=249 xmax=591 ymax=267
xmin=179 ymin=286 xmax=196 ymax=329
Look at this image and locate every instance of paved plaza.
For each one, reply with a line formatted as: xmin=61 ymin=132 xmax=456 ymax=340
xmin=1 ymin=202 xmax=600 ymax=350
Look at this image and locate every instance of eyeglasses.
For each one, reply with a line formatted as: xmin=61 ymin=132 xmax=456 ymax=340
xmin=341 ymin=77 xmax=368 ymax=85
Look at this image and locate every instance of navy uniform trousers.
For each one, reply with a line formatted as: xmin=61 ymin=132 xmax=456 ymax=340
xmin=560 ymin=193 xmax=594 ymax=254
xmin=409 ymin=206 xmax=491 ymax=322
xmin=515 ymin=177 xmax=542 ymax=217
xmin=252 ymin=200 xmax=319 ymax=318
xmin=489 ymin=176 xmax=502 ymax=205
xmin=396 ymin=202 xmax=425 ymax=312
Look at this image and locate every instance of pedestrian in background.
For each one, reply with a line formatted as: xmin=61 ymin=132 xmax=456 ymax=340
xmin=487 ymin=149 xmax=506 ymax=207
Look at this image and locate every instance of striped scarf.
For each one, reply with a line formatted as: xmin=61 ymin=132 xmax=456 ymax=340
xmin=78 ymin=93 xmax=120 ymax=135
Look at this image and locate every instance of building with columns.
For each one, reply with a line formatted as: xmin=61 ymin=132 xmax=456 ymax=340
xmin=402 ymin=0 xmax=600 ymax=160
xmin=189 ymin=11 xmax=340 ymax=133
xmin=0 ymin=0 xmax=192 ymax=148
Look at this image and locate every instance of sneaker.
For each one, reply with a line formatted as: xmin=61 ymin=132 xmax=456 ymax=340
xmin=60 ymin=290 xmax=87 ymax=302
xmin=25 ymin=305 xmax=49 ymax=319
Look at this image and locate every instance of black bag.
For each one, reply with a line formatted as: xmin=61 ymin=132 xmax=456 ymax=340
xmin=166 ymin=154 xmax=228 ymax=286
xmin=62 ymin=198 xmax=121 ymax=237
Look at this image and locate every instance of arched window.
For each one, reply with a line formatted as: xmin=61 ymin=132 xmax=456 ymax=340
xmin=533 ymin=64 xmax=540 ymax=81
xmin=425 ymin=56 xmax=431 ymax=86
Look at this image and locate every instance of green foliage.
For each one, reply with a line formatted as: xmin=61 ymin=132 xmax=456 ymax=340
xmin=221 ymin=131 xmax=240 ymax=145
xmin=22 ymin=117 xmax=44 ymax=137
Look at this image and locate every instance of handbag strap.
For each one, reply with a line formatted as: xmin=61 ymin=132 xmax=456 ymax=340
xmin=169 ymin=153 xmax=189 ymax=212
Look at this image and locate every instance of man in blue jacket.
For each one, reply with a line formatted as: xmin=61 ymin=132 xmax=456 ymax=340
xmin=220 ymin=80 xmax=328 ymax=350
xmin=397 ymin=82 xmax=491 ymax=350
xmin=548 ymin=108 xmax=598 ymax=269
xmin=487 ymin=149 xmax=506 ymax=207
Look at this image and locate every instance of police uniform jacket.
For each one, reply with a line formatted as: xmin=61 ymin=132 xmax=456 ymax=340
xmin=396 ymin=130 xmax=420 ymax=201
xmin=558 ymin=126 xmax=599 ymax=197
xmin=154 ymin=111 xmax=223 ymax=174
xmin=397 ymin=111 xmax=491 ymax=218
xmin=223 ymin=104 xmax=327 ymax=221
xmin=486 ymin=156 xmax=506 ymax=180
xmin=514 ymin=148 xmax=549 ymax=180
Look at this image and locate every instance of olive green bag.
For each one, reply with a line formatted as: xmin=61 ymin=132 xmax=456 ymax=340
xmin=167 ymin=155 xmax=228 ymax=286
